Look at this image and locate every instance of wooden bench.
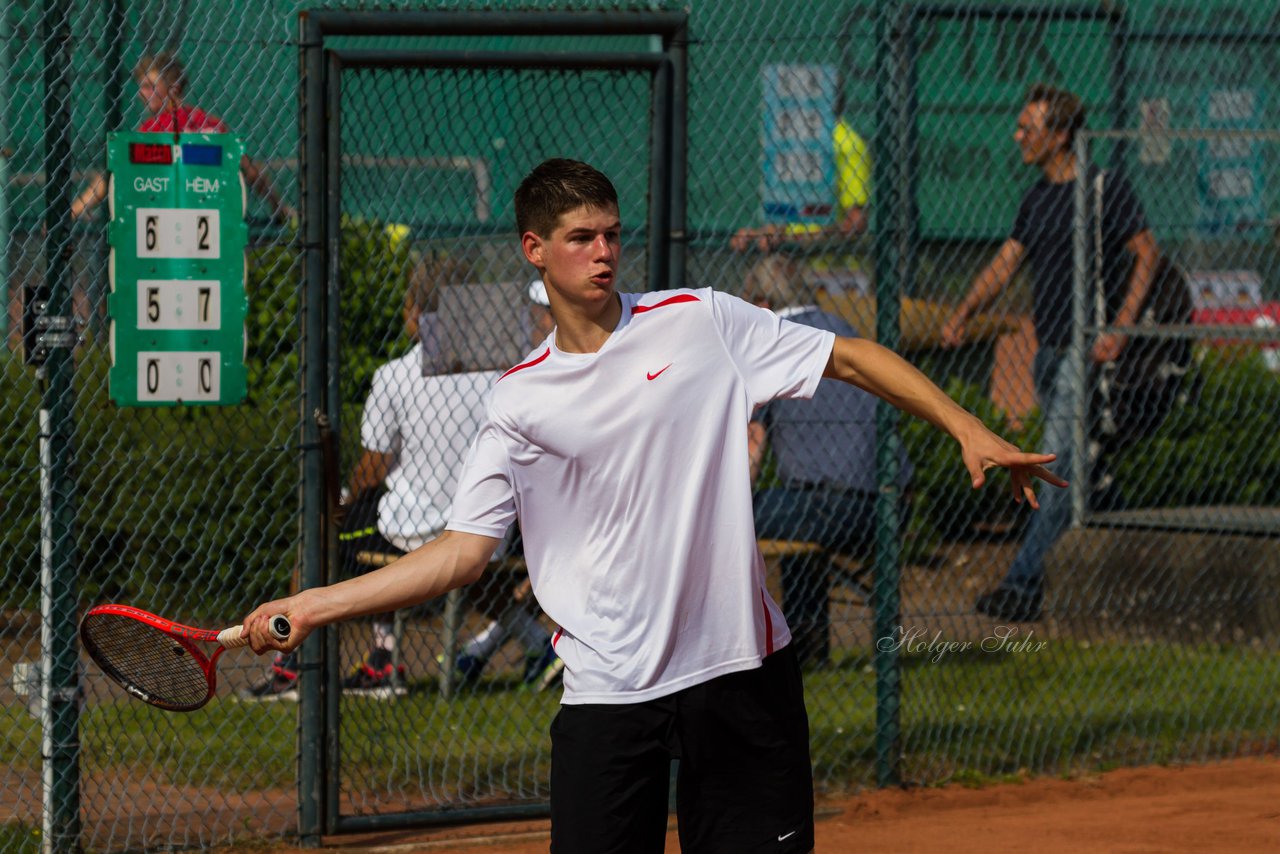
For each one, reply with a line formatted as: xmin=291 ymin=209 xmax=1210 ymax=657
xmin=758 ymin=539 xmax=874 ymax=666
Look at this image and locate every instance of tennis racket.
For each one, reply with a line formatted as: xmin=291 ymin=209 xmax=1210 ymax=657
xmin=79 ymin=604 xmax=291 ymax=712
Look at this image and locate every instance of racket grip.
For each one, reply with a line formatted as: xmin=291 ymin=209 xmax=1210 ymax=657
xmin=218 ymin=614 xmax=292 ymax=648
xmin=269 ymin=615 xmax=292 ymax=641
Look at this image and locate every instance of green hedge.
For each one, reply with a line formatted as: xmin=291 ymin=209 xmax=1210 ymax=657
xmin=1112 ymin=350 xmax=1280 ymax=507
xmin=901 ymin=375 xmax=1040 ymax=546
xmin=0 ymin=221 xmax=415 ymax=618
xmin=900 ymin=348 xmax=1280 ymax=548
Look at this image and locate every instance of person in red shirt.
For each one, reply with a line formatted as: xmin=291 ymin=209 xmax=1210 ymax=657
xmin=71 ymin=52 xmax=291 ymax=221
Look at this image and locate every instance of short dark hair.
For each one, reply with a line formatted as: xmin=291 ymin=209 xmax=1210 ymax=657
xmin=1024 ymin=83 xmax=1085 ymax=143
xmin=514 ymin=159 xmax=619 ymax=237
xmin=134 ymin=52 xmax=188 ymax=94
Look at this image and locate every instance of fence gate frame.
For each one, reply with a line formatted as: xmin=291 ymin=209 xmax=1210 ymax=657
xmin=298 ymin=9 xmax=687 ymax=842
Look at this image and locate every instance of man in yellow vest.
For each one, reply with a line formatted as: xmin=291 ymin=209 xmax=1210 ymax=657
xmin=732 ymin=118 xmax=871 ymax=294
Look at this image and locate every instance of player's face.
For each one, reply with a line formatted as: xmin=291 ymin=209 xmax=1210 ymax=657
xmin=1014 ymin=101 xmax=1065 ymax=166
xmin=525 ymin=204 xmax=621 ymax=309
xmin=137 ymin=70 xmax=172 ymax=114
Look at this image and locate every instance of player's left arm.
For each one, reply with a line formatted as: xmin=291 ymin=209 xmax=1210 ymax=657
xmin=823 ymin=336 xmax=1067 ymax=507
xmin=1093 ymin=228 xmax=1159 ymax=363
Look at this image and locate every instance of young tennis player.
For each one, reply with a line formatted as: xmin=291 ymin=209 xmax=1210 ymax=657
xmin=242 ymin=159 xmax=1065 ymax=852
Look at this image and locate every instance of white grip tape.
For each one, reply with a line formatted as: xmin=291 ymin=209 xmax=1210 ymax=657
xmin=218 ymin=625 xmax=248 ymax=648
xmin=217 ymin=614 xmax=290 ymax=648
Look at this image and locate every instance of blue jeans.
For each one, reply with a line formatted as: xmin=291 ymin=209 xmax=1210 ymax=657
xmin=754 ymin=486 xmax=880 ymax=666
xmin=1001 ymin=347 xmax=1075 ymax=597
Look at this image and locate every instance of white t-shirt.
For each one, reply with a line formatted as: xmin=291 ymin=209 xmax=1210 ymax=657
xmin=448 ymin=288 xmax=834 ymax=704
xmin=361 ymin=344 xmax=499 ymax=552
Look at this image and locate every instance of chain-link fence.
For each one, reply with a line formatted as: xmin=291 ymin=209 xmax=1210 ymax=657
xmin=3 ymin=1 xmax=1279 ymax=851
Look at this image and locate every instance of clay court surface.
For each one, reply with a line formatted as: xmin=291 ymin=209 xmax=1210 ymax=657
xmin=272 ymin=756 xmax=1279 ymax=853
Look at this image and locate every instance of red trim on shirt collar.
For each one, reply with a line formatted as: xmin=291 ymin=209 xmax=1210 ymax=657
xmin=499 ymin=347 xmax=551 ymax=381
xmin=632 ymin=293 xmax=701 ymax=314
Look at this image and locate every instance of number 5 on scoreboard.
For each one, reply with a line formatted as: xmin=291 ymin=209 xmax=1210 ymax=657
xmin=135 ymin=280 xmax=222 ymax=331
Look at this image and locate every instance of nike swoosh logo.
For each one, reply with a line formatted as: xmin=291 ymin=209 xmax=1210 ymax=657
xmin=646 ymin=364 xmax=672 ymax=381
xmin=778 ymin=830 xmax=798 ymax=841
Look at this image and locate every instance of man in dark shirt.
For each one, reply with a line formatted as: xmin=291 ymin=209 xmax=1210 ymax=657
xmin=746 ymin=256 xmax=913 ymax=666
xmin=941 ymin=83 xmax=1161 ymax=622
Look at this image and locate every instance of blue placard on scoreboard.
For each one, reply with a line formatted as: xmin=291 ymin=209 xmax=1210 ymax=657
xmin=1197 ymin=88 xmax=1266 ymax=238
xmin=761 ymin=64 xmax=836 ymax=226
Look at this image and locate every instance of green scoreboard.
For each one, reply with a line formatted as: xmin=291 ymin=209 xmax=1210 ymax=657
xmin=107 ymin=132 xmax=247 ymax=406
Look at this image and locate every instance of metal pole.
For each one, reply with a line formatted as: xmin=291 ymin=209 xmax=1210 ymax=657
xmin=647 ymin=54 xmax=671 ymax=291
xmin=1 ymin=148 xmax=8 ymax=341
xmin=1108 ymin=7 xmax=1130 ymax=169
xmin=323 ymin=48 xmax=345 ymax=830
xmin=667 ymin=19 xmax=688 ymax=289
xmin=1070 ymin=133 xmax=1090 ymax=526
xmin=39 ymin=0 xmax=81 ymax=850
xmin=103 ymin=0 xmax=126 ymax=139
xmin=298 ymin=11 xmax=328 ymax=846
xmin=309 ymin=9 xmax=687 ymax=38
xmin=870 ymin=2 xmax=906 ymax=789
xmin=336 ymin=50 xmax=664 ymax=71
xmin=1 ymin=7 xmax=10 ymax=340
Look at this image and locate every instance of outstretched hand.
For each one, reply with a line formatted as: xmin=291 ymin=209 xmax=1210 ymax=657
xmin=958 ymin=427 xmax=1068 ymax=510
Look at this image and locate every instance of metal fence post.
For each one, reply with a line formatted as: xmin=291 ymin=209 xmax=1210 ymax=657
xmin=1 ymin=7 xmax=9 ymax=340
xmin=298 ymin=11 xmax=329 ymax=846
xmin=39 ymin=0 xmax=81 ymax=849
xmin=1070 ymin=133 xmax=1090 ymax=527
xmin=869 ymin=1 xmax=908 ymax=790
xmin=666 ymin=18 xmax=688 ymax=291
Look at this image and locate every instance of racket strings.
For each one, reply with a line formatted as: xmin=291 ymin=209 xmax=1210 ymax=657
xmin=81 ymin=613 xmax=212 ymax=709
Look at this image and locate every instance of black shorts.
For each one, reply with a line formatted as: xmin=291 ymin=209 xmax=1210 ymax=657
xmin=549 ymin=646 xmax=814 ymax=853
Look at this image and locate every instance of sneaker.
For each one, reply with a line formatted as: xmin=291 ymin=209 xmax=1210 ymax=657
xmin=975 ymin=586 xmax=1043 ymax=622
xmin=522 ymin=640 xmax=559 ymax=686
xmin=342 ymin=648 xmax=407 ymax=699
xmin=237 ymin=654 xmax=299 ymax=702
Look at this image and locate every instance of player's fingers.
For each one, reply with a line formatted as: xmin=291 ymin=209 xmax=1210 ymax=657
xmin=244 ymin=609 xmax=284 ymax=654
xmin=1002 ymin=450 xmax=1057 ymax=467
xmin=1008 ymin=471 xmax=1022 ymax=504
xmin=1027 ymin=463 xmax=1068 ymax=488
xmin=243 ymin=614 xmax=268 ymax=654
xmin=1012 ymin=468 xmax=1040 ymax=509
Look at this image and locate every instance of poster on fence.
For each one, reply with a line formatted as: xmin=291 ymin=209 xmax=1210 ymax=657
xmin=761 ymin=64 xmax=836 ymax=227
